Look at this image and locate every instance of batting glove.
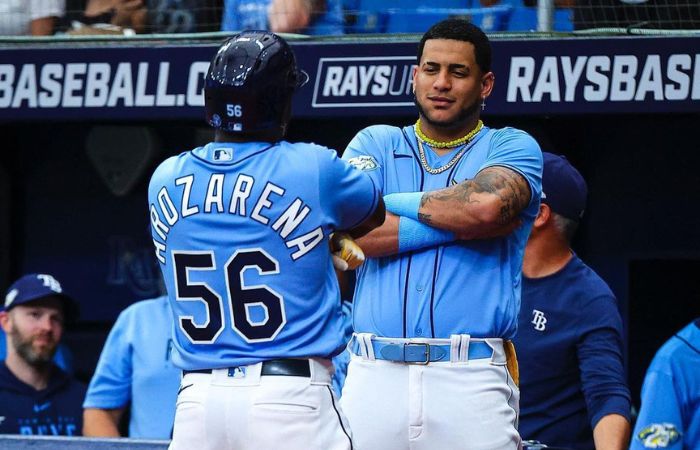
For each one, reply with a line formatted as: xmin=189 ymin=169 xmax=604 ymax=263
xmin=330 ymin=232 xmax=365 ymax=271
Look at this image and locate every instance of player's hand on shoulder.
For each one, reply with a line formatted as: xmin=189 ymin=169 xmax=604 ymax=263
xmin=330 ymin=232 xmax=365 ymax=271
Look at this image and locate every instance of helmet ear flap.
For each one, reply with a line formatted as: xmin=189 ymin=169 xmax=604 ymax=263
xmin=294 ymin=69 xmax=309 ymax=89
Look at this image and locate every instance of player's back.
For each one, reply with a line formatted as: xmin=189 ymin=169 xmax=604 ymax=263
xmin=148 ymin=140 xmax=379 ymax=370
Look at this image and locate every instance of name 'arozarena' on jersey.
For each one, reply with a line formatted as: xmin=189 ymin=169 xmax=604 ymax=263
xmin=149 ymin=170 xmax=324 ymax=264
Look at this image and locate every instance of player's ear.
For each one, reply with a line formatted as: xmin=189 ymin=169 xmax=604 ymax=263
xmin=0 ymin=311 xmax=11 ymax=332
xmin=480 ymin=71 xmax=494 ymax=99
xmin=533 ymin=203 xmax=550 ymax=228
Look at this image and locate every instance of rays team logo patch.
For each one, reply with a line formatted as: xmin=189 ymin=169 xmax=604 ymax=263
xmin=347 ymin=155 xmax=379 ymax=171
xmin=637 ymin=423 xmax=681 ymax=448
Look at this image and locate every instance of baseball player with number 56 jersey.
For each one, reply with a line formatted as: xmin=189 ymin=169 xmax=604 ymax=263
xmin=148 ymin=31 xmax=384 ymax=450
xmin=338 ymin=19 xmax=542 ymax=450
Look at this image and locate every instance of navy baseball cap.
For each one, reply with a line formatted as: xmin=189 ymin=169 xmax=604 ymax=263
xmin=541 ymin=152 xmax=588 ymax=222
xmin=2 ymin=274 xmax=79 ymax=324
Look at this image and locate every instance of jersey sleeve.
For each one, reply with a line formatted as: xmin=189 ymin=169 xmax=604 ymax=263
xmin=576 ymin=294 xmax=632 ymax=429
xmin=318 ymin=145 xmax=380 ymax=231
xmin=148 ymin=156 xmax=179 ymax=265
xmin=630 ymin=357 xmax=684 ymax=450
xmin=82 ymin=307 xmax=134 ymax=409
xmin=480 ymin=127 xmax=543 ymax=204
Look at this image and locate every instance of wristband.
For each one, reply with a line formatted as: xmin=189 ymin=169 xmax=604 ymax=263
xmin=383 ymin=192 xmax=423 ymax=220
xmin=398 ymin=216 xmax=455 ymax=253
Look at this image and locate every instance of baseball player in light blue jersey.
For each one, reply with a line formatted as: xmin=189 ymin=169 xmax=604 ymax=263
xmin=148 ymin=31 xmax=384 ymax=450
xmin=631 ymin=318 xmax=700 ymax=450
xmin=83 ymin=296 xmax=180 ymax=439
xmin=338 ymin=19 xmax=542 ymax=450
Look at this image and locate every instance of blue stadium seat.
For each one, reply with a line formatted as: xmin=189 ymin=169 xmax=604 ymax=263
xmin=347 ymin=10 xmax=386 ymax=33
xmin=507 ymin=6 xmax=573 ymax=31
xmin=358 ymin=0 xmax=471 ymax=9
xmin=384 ymin=6 xmax=513 ymax=33
xmin=554 ymin=8 xmax=574 ymax=31
xmin=345 ymin=0 xmax=479 ymax=33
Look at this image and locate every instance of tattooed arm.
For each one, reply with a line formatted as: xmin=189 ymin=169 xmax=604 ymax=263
xmin=418 ymin=166 xmax=531 ymax=239
xmin=355 ymin=166 xmax=531 ymax=257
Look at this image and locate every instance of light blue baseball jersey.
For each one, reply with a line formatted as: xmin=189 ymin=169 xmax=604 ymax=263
xmin=343 ymin=124 xmax=542 ymax=340
xmin=83 ymin=296 xmax=180 ymax=439
xmin=149 ymin=141 xmax=379 ymax=370
xmin=631 ymin=319 xmax=700 ymax=450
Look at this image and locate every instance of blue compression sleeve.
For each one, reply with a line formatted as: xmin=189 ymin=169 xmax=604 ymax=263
xmin=383 ymin=192 xmax=423 ymax=220
xmin=398 ymin=216 xmax=455 ymax=253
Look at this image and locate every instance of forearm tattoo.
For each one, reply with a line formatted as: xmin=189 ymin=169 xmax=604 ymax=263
xmin=420 ymin=166 xmax=531 ymax=225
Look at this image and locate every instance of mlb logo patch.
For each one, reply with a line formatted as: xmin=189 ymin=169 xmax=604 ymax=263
xmin=213 ymin=148 xmax=233 ymax=161
xmin=228 ymin=367 xmax=246 ymax=378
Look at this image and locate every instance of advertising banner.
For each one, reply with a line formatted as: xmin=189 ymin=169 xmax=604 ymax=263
xmin=0 ymin=36 xmax=698 ymax=121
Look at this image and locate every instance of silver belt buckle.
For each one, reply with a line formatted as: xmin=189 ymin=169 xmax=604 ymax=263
xmin=405 ymin=342 xmax=430 ymax=365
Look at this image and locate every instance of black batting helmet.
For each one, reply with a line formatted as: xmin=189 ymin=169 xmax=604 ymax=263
xmin=204 ymin=31 xmax=309 ymax=134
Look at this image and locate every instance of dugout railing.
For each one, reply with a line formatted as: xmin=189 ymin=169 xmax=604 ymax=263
xmin=0 ymin=435 xmax=168 ymax=449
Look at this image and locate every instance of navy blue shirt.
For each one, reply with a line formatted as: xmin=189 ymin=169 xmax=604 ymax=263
xmin=515 ymin=254 xmax=631 ymax=450
xmin=0 ymin=361 xmax=86 ymax=436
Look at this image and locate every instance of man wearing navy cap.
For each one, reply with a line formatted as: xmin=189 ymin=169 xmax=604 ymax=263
xmin=516 ymin=153 xmax=632 ymax=449
xmin=0 ymin=273 xmax=85 ymax=436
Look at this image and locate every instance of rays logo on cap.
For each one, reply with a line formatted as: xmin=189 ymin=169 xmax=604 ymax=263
xmin=37 ymin=274 xmax=62 ymax=293
xmin=347 ymin=155 xmax=379 ymax=171
xmin=637 ymin=423 xmax=681 ymax=448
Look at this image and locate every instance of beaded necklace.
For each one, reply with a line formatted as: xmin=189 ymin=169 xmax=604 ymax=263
xmin=414 ymin=119 xmax=484 ymax=175
xmin=414 ymin=119 xmax=483 ymax=149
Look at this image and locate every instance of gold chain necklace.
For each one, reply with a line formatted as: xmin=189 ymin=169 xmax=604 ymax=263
xmin=414 ymin=120 xmax=484 ymax=175
xmin=417 ymin=139 xmax=470 ymax=175
xmin=414 ymin=119 xmax=483 ymax=149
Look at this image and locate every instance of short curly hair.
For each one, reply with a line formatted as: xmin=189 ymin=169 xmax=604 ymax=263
xmin=417 ymin=19 xmax=492 ymax=74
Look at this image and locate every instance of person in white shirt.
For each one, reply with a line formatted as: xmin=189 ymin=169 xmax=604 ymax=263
xmin=0 ymin=0 xmax=65 ymax=35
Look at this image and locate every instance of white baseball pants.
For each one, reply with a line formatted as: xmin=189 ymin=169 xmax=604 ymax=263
xmin=169 ymin=358 xmax=353 ymax=450
xmin=340 ymin=335 xmax=520 ymax=450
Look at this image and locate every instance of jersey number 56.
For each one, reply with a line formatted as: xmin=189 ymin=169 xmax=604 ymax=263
xmin=226 ymin=104 xmax=242 ymax=117
xmin=172 ymin=249 xmax=285 ymax=344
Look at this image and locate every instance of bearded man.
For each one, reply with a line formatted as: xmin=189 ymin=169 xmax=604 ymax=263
xmin=0 ymin=273 xmax=85 ymax=436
